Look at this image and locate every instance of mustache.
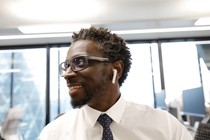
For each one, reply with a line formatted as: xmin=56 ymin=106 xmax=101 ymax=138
xmin=66 ymin=78 xmax=78 ymax=84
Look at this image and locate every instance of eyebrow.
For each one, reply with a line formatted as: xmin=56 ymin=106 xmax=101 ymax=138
xmin=65 ymin=54 xmax=87 ymax=61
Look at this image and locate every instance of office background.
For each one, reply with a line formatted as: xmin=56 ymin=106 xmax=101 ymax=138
xmin=1 ymin=0 xmax=210 ymax=139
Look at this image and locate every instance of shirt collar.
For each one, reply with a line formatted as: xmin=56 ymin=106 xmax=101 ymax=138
xmin=83 ymin=95 xmax=126 ymax=127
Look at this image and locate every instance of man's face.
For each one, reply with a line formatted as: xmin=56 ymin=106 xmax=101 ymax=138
xmin=63 ymin=40 xmax=111 ymax=108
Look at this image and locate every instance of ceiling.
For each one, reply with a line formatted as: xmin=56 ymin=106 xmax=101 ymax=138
xmin=1 ymin=0 xmax=210 ymax=46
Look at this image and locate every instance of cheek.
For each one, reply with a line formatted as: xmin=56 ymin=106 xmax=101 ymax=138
xmin=81 ymin=64 xmax=110 ymax=83
xmin=85 ymin=69 xmax=109 ymax=83
xmin=88 ymin=72 xmax=106 ymax=83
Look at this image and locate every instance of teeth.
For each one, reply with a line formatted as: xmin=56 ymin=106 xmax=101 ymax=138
xmin=70 ymin=86 xmax=82 ymax=89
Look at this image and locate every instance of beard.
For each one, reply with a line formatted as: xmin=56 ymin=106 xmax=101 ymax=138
xmin=70 ymin=67 xmax=109 ymax=109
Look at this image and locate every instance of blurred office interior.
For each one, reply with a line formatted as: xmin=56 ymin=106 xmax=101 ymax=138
xmin=1 ymin=0 xmax=210 ymax=139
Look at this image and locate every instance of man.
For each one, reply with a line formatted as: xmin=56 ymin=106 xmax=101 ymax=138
xmin=39 ymin=27 xmax=192 ymax=140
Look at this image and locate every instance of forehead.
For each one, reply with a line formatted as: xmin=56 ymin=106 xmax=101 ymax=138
xmin=66 ymin=40 xmax=102 ymax=60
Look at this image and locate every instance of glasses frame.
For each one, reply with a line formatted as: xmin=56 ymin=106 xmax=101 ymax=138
xmin=59 ymin=55 xmax=109 ymax=77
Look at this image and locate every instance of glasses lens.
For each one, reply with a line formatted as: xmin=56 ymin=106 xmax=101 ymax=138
xmin=59 ymin=62 xmax=68 ymax=77
xmin=71 ymin=56 xmax=87 ymax=71
xmin=59 ymin=56 xmax=88 ymax=76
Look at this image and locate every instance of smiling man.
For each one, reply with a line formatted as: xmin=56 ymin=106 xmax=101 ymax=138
xmin=39 ymin=27 xmax=192 ymax=140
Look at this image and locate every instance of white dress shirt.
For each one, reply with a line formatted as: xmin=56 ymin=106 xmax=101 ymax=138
xmin=39 ymin=96 xmax=192 ymax=140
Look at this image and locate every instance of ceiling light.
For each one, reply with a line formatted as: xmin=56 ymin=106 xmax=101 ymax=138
xmin=1 ymin=26 xmax=210 ymax=40
xmin=18 ymin=24 xmax=91 ymax=34
xmin=0 ymin=33 xmax=73 ymax=40
xmin=195 ymin=17 xmax=210 ymax=26
xmin=112 ymin=26 xmax=210 ymax=34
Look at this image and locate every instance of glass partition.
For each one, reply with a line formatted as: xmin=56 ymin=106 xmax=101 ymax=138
xmin=2 ymin=40 xmax=208 ymax=139
xmin=0 ymin=49 xmax=46 ymax=140
xmin=120 ymin=43 xmax=158 ymax=107
xmin=161 ymin=42 xmax=201 ymax=102
xmin=50 ymin=47 xmax=71 ymax=121
xmin=161 ymin=42 xmax=202 ymax=121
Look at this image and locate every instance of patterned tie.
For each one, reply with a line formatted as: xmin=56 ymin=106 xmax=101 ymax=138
xmin=97 ymin=114 xmax=113 ymax=140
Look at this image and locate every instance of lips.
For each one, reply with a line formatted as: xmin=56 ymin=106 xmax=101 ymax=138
xmin=66 ymin=78 xmax=83 ymax=95
xmin=68 ymin=85 xmax=83 ymax=96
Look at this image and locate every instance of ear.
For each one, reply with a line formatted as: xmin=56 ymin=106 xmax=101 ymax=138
xmin=112 ymin=60 xmax=124 ymax=82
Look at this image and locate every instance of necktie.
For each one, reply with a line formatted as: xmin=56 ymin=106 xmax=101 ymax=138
xmin=97 ymin=114 xmax=113 ymax=140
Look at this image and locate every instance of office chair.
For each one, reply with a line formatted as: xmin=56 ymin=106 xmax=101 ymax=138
xmin=194 ymin=122 xmax=210 ymax=140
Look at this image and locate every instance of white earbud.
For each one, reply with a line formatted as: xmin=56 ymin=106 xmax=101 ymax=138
xmin=112 ymin=69 xmax=117 ymax=84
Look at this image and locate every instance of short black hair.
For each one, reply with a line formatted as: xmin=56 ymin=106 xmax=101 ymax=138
xmin=71 ymin=27 xmax=132 ymax=87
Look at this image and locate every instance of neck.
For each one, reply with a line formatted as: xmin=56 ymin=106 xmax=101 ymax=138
xmin=88 ymin=91 xmax=121 ymax=112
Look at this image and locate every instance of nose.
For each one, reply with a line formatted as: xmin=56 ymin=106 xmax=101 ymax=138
xmin=63 ymin=67 xmax=76 ymax=79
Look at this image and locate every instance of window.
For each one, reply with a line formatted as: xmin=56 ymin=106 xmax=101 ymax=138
xmin=161 ymin=42 xmax=201 ymax=103
xmin=120 ymin=43 xmax=157 ymax=107
xmin=0 ymin=49 xmax=46 ymax=140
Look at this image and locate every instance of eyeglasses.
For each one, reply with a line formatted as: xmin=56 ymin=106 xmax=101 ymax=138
xmin=59 ymin=55 xmax=109 ymax=77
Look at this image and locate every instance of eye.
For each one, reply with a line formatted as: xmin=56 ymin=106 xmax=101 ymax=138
xmin=64 ymin=62 xmax=70 ymax=70
xmin=73 ymin=56 xmax=86 ymax=68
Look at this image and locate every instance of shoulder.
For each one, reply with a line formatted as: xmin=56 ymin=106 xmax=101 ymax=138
xmin=125 ymin=101 xmax=180 ymax=125
xmin=125 ymin=101 xmax=167 ymax=115
xmin=124 ymin=101 xmax=192 ymax=139
xmin=38 ymin=109 xmax=78 ymax=140
xmin=51 ymin=109 xmax=77 ymax=127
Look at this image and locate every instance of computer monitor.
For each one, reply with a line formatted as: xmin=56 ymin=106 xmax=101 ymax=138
xmin=182 ymin=86 xmax=206 ymax=117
